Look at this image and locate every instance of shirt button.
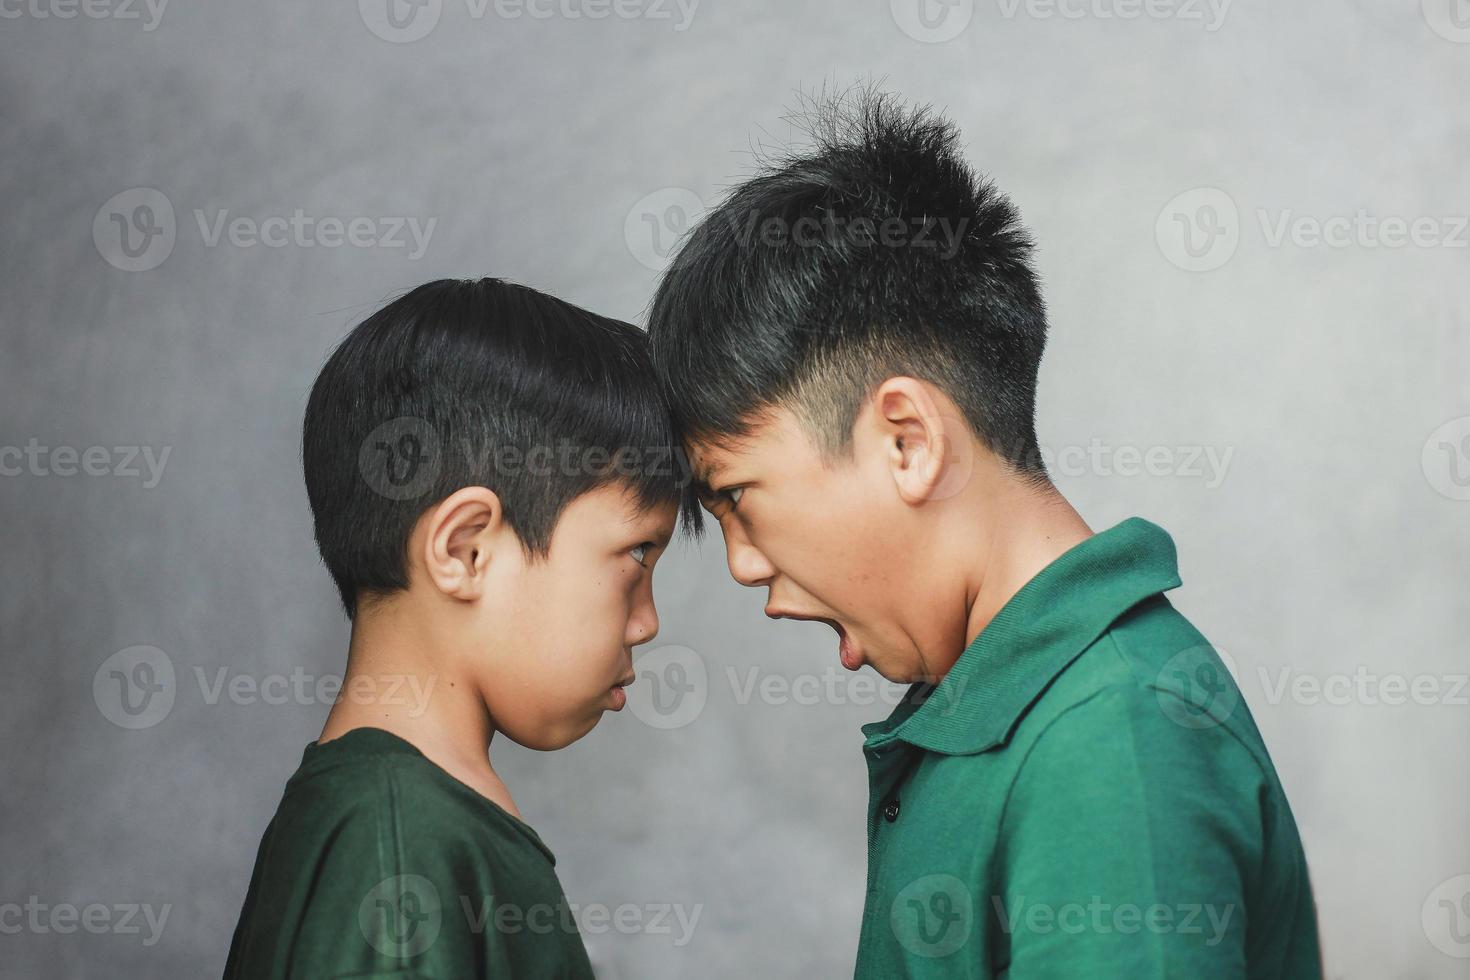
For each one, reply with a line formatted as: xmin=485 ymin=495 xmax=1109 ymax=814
xmin=883 ymin=798 xmax=901 ymax=822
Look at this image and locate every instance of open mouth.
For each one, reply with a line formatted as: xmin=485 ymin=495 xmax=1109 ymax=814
xmin=766 ymin=608 xmax=862 ymax=671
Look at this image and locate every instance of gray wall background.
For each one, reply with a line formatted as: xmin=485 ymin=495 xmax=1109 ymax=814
xmin=3 ymin=1 xmax=1468 ymax=976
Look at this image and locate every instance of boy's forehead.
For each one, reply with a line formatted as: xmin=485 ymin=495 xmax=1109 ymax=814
xmin=570 ymin=479 xmax=675 ymax=520
xmin=686 ymin=408 xmax=811 ymax=488
xmin=600 ymin=485 xmax=677 ymax=544
xmin=687 ymin=434 xmax=754 ymax=489
xmin=579 ymin=487 xmax=676 ymax=549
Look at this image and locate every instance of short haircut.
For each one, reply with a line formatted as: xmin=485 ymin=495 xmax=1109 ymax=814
xmin=303 ymin=278 xmax=698 ymax=618
xmin=647 ymin=88 xmax=1050 ymax=482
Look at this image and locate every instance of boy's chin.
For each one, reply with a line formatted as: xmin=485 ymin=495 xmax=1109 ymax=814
xmin=869 ymin=661 xmax=914 ymax=685
xmin=502 ymin=704 xmax=610 ymax=751
xmin=868 ymin=654 xmax=939 ymax=688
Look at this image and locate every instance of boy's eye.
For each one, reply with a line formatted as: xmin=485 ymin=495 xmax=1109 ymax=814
xmin=629 ymin=543 xmax=651 ymax=567
xmin=722 ymin=487 xmax=744 ymax=508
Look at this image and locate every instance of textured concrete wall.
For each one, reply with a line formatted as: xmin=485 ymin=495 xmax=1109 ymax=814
xmin=2 ymin=1 xmax=1467 ymax=976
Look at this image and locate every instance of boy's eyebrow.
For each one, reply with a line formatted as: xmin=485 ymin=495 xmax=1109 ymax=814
xmin=691 ymin=454 xmax=724 ymax=492
xmin=629 ymin=512 xmax=676 ymax=549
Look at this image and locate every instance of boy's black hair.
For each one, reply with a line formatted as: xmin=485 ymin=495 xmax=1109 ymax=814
xmin=647 ymin=87 xmax=1050 ymax=483
xmin=304 ymin=278 xmax=698 ymax=619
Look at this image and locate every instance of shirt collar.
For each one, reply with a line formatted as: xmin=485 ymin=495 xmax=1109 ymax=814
xmin=862 ymin=517 xmax=1183 ymax=757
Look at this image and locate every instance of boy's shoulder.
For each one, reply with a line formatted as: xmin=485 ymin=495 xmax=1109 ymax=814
xmin=966 ymin=595 xmax=1321 ymax=976
xmin=1011 ymin=594 xmax=1277 ymax=790
xmin=226 ymin=729 xmax=593 ymax=978
xmin=272 ymin=727 xmax=557 ymax=874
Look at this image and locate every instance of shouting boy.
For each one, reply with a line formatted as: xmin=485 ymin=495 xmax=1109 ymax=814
xmin=647 ymin=92 xmax=1323 ymax=978
xmin=225 ymin=278 xmax=695 ymax=977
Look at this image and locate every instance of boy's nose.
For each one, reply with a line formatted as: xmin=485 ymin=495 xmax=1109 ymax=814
xmin=724 ymin=531 xmax=775 ymax=588
xmin=629 ymin=591 xmax=661 ymax=646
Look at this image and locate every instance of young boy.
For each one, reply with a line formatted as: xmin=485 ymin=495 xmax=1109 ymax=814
xmin=225 ymin=278 xmax=695 ymax=978
xmin=647 ymin=92 xmax=1323 ymax=977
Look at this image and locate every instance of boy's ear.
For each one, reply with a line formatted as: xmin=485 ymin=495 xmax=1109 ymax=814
xmin=420 ymin=486 xmax=507 ymax=602
xmin=872 ymin=377 xmax=973 ymax=505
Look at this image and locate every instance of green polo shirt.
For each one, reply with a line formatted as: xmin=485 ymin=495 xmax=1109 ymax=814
xmin=854 ymin=518 xmax=1321 ymax=979
xmin=224 ymin=727 xmax=595 ymax=979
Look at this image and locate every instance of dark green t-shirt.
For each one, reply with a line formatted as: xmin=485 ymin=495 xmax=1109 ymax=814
xmin=224 ymin=728 xmax=594 ymax=979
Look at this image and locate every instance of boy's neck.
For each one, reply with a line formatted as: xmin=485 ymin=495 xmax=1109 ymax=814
xmin=960 ymin=479 xmax=1093 ymax=653
xmin=317 ymin=602 xmax=522 ymax=818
